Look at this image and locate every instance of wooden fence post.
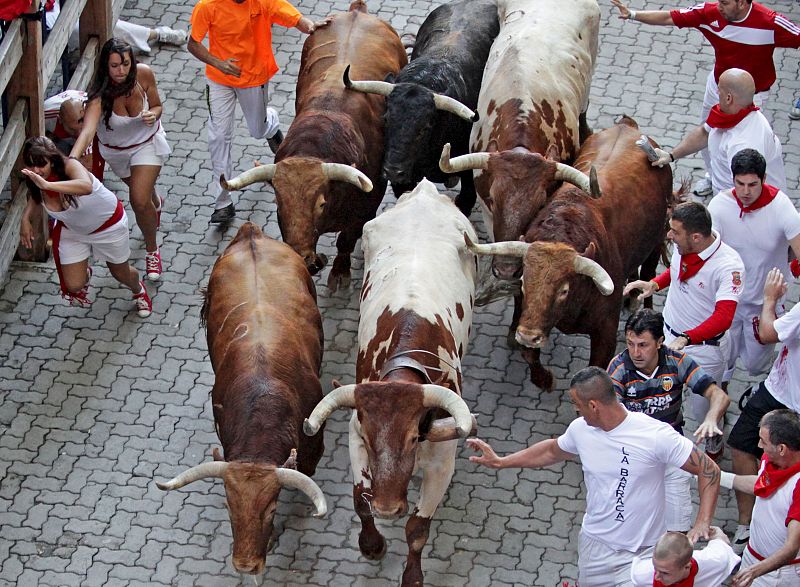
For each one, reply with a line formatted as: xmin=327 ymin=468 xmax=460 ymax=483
xmin=79 ymin=0 xmax=112 ymax=55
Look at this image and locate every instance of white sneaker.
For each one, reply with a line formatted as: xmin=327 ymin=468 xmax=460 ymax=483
xmin=732 ymin=524 xmax=749 ymax=555
xmin=692 ymin=175 xmax=713 ymax=197
xmin=155 ymin=26 xmax=188 ymax=45
xmin=791 ymin=98 xmax=800 ymax=121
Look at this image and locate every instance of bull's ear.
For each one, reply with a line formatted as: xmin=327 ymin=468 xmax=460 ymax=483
xmin=384 ymin=72 xmax=396 ymax=83
xmin=582 ymin=241 xmax=597 ymax=259
xmin=331 ymin=379 xmax=342 ymax=389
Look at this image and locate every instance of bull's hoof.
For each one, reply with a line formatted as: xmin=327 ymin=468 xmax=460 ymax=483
xmin=359 ymin=531 xmax=387 ymax=560
xmin=401 ymin=565 xmax=423 ymax=587
xmin=326 ymin=269 xmax=351 ymax=292
xmin=530 ymin=369 xmax=554 ymax=393
xmin=506 ymin=330 xmax=521 ymax=349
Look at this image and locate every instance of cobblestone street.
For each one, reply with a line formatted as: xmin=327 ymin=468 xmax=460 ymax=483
xmin=0 ymin=0 xmax=798 ymax=584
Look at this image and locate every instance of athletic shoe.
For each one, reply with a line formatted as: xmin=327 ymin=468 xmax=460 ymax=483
xmin=155 ymin=195 xmax=164 ymax=229
xmin=267 ymin=129 xmax=284 ymax=154
xmin=145 ymin=249 xmax=163 ymax=281
xmin=732 ymin=524 xmax=749 ymax=555
xmin=705 ymin=433 xmax=724 ymax=462
xmin=155 ymin=26 xmax=188 ymax=46
xmin=791 ymin=98 xmax=800 ymax=121
xmin=133 ymin=281 xmax=152 ymax=318
xmin=692 ymin=175 xmax=713 ymax=197
xmin=210 ymin=203 xmax=235 ymax=225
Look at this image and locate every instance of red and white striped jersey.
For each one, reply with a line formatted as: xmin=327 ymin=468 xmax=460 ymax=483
xmin=671 ymin=2 xmax=800 ymax=92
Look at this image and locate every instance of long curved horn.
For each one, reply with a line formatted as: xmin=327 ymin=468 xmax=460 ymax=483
xmin=589 ymin=166 xmax=602 ymax=198
xmin=421 ymin=384 xmax=473 ymax=438
xmin=554 ymin=162 xmax=591 ymax=193
xmin=342 ymin=64 xmax=394 ymax=97
xmin=275 ymin=468 xmax=328 ymax=517
xmin=573 ymin=256 xmax=614 ymax=296
xmin=321 ymin=163 xmax=373 ymax=192
xmin=439 ymin=143 xmax=490 ymax=174
xmin=432 ymin=94 xmax=479 ymax=123
xmin=303 ymin=385 xmax=357 ymax=436
xmin=156 ymin=461 xmax=229 ymax=490
xmin=221 ymin=164 xmax=277 ymax=191
xmin=464 ymin=233 xmax=530 ymax=258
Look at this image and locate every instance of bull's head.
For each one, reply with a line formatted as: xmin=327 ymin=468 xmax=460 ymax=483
xmin=342 ymin=66 xmax=477 ymax=190
xmin=155 ymin=460 xmax=326 ymax=575
xmin=221 ymin=159 xmax=372 ymax=276
xmin=441 ymin=144 xmax=599 ymax=280
xmin=302 ymin=382 xmax=472 ymax=518
xmin=465 ymin=235 xmax=613 ymax=346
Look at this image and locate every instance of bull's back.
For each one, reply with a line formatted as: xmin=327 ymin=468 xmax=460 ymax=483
xmin=471 ymin=0 xmax=599 ymax=159
xmin=297 ymin=10 xmax=407 ymax=116
xmin=357 ymin=182 xmax=477 ymax=383
xmin=205 ymin=224 xmax=323 ymax=373
xmin=573 ymin=124 xmax=671 ymax=271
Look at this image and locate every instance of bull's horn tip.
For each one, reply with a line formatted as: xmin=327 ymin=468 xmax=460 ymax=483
xmin=303 ymin=419 xmax=317 ymax=436
xmin=219 ymin=176 xmax=229 ymax=190
xmin=362 ymin=179 xmax=374 ymax=192
xmin=471 ymin=112 xmax=479 ymax=123
xmin=342 ymin=64 xmax=352 ymax=87
xmin=155 ymin=481 xmax=169 ymax=491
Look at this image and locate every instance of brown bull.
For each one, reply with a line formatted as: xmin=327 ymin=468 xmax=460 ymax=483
xmin=465 ymin=117 xmax=672 ymax=391
xmin=221 ymin=0 xmax=407 ymax=292
xmin=155 ymin=223 xmax=326 ymax=575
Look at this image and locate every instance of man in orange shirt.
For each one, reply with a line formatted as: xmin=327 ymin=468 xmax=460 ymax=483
xmin=188 ymin=0 xmax=320 ymax=224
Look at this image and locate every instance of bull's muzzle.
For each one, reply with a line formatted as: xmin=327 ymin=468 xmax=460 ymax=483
xmin=515 ymin=328 xmax=547 ymax=348
xmin=304 ymin=252 xmax=328 ymax=275
xmin=491 ymin=257 xmax=523 ymax=281
xmin=371 ymin=498 xmax=408 ymax=520
xmin=233 ymin=557 xmax=266 ymax=576
xmin=382 ymin=162 xmax=411 ymax=185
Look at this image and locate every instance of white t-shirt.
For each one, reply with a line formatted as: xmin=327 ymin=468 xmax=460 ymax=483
xmin=709 ymin=189 xmax=800 ymax=308
xmin=705 ymin=110 xmax=786 ymax=194
xmin=630 ymin=538 xmax=741 ymax=586
xmin=749 ymin=457 xmax=800 ymax=558
xmin=43 ymin=90 xmax=86 ymax=135
xmin=663 ymin=231 xmax=745 ymax=333
xmin=765 ymin=304 xmax=800 ymax=410
xmin=557 ymin=411 xmax=694 ymax=552
xmin=44 ymin=174 xmax=119 ymax=235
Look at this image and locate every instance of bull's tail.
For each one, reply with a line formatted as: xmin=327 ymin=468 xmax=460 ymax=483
xmin=349 ymin=0 xmax=368 ymax=12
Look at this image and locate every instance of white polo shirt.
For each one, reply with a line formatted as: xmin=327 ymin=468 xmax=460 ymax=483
xmin=630 ymin=538 xmax=741 ymax=586
xmin=709 ymin=189 xmax=800 ymax=308
xmin=765 ymin=304 xmax=800 ymax=410
xmin=557 ymin=411 xmax=694 ymax=552
xmin=663 ymin=231 xmax=745 ymax=334
xmin=705 ymin=110 xmax=786 ymax=194
xmin=749 ymin=457 xmax=800 ymax=559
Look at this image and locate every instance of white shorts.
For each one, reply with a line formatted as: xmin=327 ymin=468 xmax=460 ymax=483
xmin=578 ymin=531 xmax=652 ymax=587
xmin=58 ymin=217 xmax=131 ymax=265
xmin=99 ymin=128 xmax=170 ymax=179
xmin=664 ymin=466 xmax=693 ymax=532
xmin=741 ymin=547 xmax=800 ymax=586
xmin=724 ymin=308 xmax=776 ymax=381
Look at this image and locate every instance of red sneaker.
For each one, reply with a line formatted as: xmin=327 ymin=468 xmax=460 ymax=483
xmin=133 ymin=281 xmax=152 ymax=318
xmin=145 ymin=248 xmax=163 ymax=281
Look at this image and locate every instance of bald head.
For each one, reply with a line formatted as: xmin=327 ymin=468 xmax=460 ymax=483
xmin=58 ymin=98 xmax=85 ymax=138
xmin=718 ymin=68 xmax=756 ymax=112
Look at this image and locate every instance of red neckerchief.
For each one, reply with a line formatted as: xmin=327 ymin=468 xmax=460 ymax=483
xmin=732 ymin=184 xmax=779 ymax=218
xmin=706 ymin=103 xmax=759 ymax=129
xmin=678 ymin=238 xmax=721 ymax=282
xmin=653 ymin=558 xmax=698 ymax=587
xmin=754 ymin=454 xmax=800 ymax=498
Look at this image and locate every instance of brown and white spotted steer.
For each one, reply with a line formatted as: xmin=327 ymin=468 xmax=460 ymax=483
xmin=303 ymin=180 xmax=478 ymax=586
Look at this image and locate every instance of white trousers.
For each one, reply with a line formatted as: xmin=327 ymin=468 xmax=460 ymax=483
xmin=741 ymin=547 xmax=800 ymax=586
xmin=578 ymin=531 xmax=653 ymax=587
xmin=664 ymin=466 xmax=693 ymax=532
xmin=114 ymin=20 xmax=152 ymax=53
xmin=207 ymin=80 xmax=280 ymax=209
xmin=700 ymin=70 xmax=770 ymax=182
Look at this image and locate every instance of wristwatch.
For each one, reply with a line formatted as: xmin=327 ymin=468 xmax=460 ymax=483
xmin=679 ymin=332 xmax=692 ymax=345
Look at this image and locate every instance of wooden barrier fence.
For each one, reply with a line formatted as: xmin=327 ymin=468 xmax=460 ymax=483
xmin=0 ymin=0 xmax=124 ymax=288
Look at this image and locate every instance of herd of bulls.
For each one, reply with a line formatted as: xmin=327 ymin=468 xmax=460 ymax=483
xmin=155 ymin=0 xmax=677 ymax=583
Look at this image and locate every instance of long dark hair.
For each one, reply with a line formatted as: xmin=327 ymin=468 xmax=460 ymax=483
xmin=88 ymin=38 xmax=138 ymax=130
xmin=22 ymin=136 xmax=77 ymax=207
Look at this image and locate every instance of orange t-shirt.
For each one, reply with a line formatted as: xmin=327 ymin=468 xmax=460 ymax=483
xmin=190 ymin=0 xmax=302 ymax=88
